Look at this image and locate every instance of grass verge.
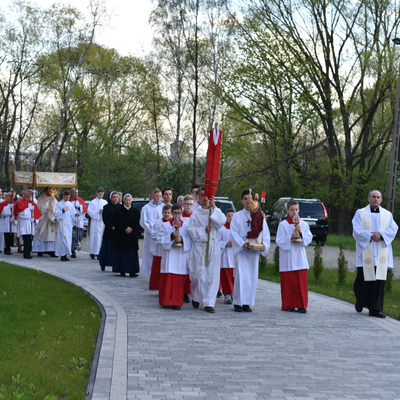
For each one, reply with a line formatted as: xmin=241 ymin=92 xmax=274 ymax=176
xmin=259 ymin=262 xmax=400 ymax=320
xmin=0 ymin=262 xmax=101 ymax=399
xmin=326 ymin=233 xmax=400 ymax=257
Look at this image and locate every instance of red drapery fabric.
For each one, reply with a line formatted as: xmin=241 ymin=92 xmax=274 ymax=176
xmin=204 ymin=128 xmax=222 ymax=198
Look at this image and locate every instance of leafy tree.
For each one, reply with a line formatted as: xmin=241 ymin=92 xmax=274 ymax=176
xmin=0 ymin=0 xmax=46 ymax=188
xmin=225 ymin=0 xmax=400 ymax=232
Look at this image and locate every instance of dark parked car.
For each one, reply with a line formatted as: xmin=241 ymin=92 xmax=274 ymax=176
xmin=265 ymin=197 xmax=329 ymax=245
xmin=131 ymin=198 xmax=150 ymax=237
xmin=214 ymin=197 xmax=236 ymax=214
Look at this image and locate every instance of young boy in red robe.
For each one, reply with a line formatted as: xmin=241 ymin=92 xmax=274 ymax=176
xmin=218 ymin=208 xmax=236 ymax=304
xmin=149 ymin=205 xmax=172 ymax=291
xmin=158 ymin=203 xmax=191 ymax=310
xmin=276 ymin=200 xmax=313 ymax=313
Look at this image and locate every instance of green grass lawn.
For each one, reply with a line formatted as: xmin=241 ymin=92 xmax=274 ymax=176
xmin=326 ymin=233 xmax=400 ymax=257
xmin=259 ymin=263 xmax=400 ymax=320
xmin=0 ymin=262 xmax=101 ymax=399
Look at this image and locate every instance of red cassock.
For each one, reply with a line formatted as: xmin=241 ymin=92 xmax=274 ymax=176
xmin=204 ymin=128 xmax=222 ymax=198
xmin=14 ymin=198 xmax=42 ymax=219
xmin=280 ymin=216 xmax=308 ymax=310
xmin=149 ymin=256 xmax=162 ymax=290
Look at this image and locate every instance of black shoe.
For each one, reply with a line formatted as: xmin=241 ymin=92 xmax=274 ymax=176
xmin=217 ymin=290 xmax=222 ymax=298
xmin=205 ymin=307 xmax=215 ymax=313
xmin=49 ymin=252 xmax=57 ymax=258
xmin=90 ymin=254 xmax=95 ymax=260
xmin=298 ymin=308 xmax=307 ymax=313
xmin=286 ymin=308 xmax=295 ymax=312
xmin=5 ymin=251 xmax=12 ymax=255
xmin=183 ymin=293 xmax=190 ymax=303
xmin=60 ymin=256 xmax=69 ymax=262
xmin=234 ymin=305 xmax=242 ymax=312
xmin=129 ymin=273 xmax=139 ymax=277
xmin=71 ymin=253 xmax=76 ymax=259
xmin=192 ymin=300 xmax=199 ymax=309
xmin=37 ymin=252 xmax=43 ymax=257
xmin=355 ymin=302 xmax=363 ymax=313
xmin=242 ymin=305 xmax=252 ymax=312
xmin=120 ymin=272 xmax=126 ymax=277
xmin=172 ymin=306 xmax=181 ymax=310
xmin=100 ymin=266 xmax=105 ymax=271
xmin=369 ymin=310 xmax=386 ymax=318
xmin=24 ymin=256 xmax=33 ymax=259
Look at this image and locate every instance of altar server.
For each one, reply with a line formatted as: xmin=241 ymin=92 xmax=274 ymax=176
xmin=187 ymin=189 xmax=226 ymax=313
xmin=87 ymin=188 xmax=107 ymax=259
xmin=55 ymin=190 xmax=78 ymax=261
xmin=231 ymin=189 xmax=270 ymax=312
xmin=140 ymin=188 xmax=163 ymax=276
xmin=158 ymin=203 xmax=191 ymax=309
xmin=276 ymin=200 xmax=312 ymax=313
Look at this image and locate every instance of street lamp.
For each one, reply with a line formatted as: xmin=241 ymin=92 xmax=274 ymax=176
xmin=387 ymin=38 xmax=400 ymax=214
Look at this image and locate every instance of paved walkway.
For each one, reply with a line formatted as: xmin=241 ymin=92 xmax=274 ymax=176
xmin=2 ymin=250 xmax=400 ymax=400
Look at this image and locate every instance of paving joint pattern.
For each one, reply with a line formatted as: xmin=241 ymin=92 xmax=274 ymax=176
xmin=2 ymin=249 xmax=400 ymax=399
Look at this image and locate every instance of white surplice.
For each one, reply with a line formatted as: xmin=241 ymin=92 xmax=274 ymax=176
xmin=140 ymin=201 xmax=163 ymax=276
xmin=158 ymin=221 xmax=191 ymax=274
xmin=0 ymin=204 xmax=17 ymax=234
xmin=88 ymin=197 xmax=107 ymax=255
xmin=218 ymin=225 xmax=236 ymax=269
xmin=187 ymin=207 xmax=226 ymax=307
xmin=276 ymin=219 xmax=312 ymax=272
xmin=55 ymin=200 xmax=77 ymax=256
xmin=231 ymin=208 xmax=270 ymax=307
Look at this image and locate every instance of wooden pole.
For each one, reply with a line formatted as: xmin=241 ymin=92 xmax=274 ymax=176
xmin=205 ymin=205 xmax=212 ymax=266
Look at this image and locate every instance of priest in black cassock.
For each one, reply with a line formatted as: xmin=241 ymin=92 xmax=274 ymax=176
xmin=99 ymin=191 xmax=121 ymax=271
xmin=113 ymin=193 xmax=141 ymax=277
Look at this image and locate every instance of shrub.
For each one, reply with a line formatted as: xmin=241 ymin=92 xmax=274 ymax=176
xmin=259 ymin=254 xmax=267 ymax=270
xmin=337 ymin=244 xmax=348 ymax=284
xmin=386 ymin=268 xmax=394 ymax=292
xmin=313 ymin=241 xmax=324 ymax=281
xmin=273 ymin=245 xmax=280 ymax=273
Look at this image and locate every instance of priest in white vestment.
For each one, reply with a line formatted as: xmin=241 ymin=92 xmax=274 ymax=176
xmin=140 ymin=188 xmax=163 ymax=276
xmin=231 ymin=189 xmax=270 ymax=312
xmin=55 ymin=190 xmax=79 ymax=261
xmin=32 ymin=187 xmax=58 ymax=257
xmin=87 ymin=188 xmax=107 ymax=259
xmin=187 ymin=190 xmax=226 ymax=313
xmin=352 ymin=190 xmax=398 ymax=318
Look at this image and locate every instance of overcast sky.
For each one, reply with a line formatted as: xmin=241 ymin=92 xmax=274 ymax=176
xmin=31 ymin=0 xmax=155 ymax=56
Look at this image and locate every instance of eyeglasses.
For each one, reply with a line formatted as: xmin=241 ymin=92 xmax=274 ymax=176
xmin=184 ymin=202 xmax=194 ymax=206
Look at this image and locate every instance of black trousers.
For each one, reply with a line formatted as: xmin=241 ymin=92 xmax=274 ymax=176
xmin=22 ymin=234 xmax=32 ymax=259
xmin=354 ymin=267 xmax=386 ymax=312
xmin=4 ymin=233 xmax=13 ymax=253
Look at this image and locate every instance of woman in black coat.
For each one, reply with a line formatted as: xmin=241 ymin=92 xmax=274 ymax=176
xmin=113 ymin=193 xmax=141 ymax=277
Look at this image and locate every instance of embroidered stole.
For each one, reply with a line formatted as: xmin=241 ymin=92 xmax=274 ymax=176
xmin=360 ymin=207 xmax=390 ymax=281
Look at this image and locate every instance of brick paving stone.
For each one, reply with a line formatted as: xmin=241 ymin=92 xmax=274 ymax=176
xmin=3 ymin=246 xmax=400 ymax=400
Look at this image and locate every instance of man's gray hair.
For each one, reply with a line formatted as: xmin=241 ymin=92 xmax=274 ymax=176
xmin=368 ymin=190 xmax=382 ymax=198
